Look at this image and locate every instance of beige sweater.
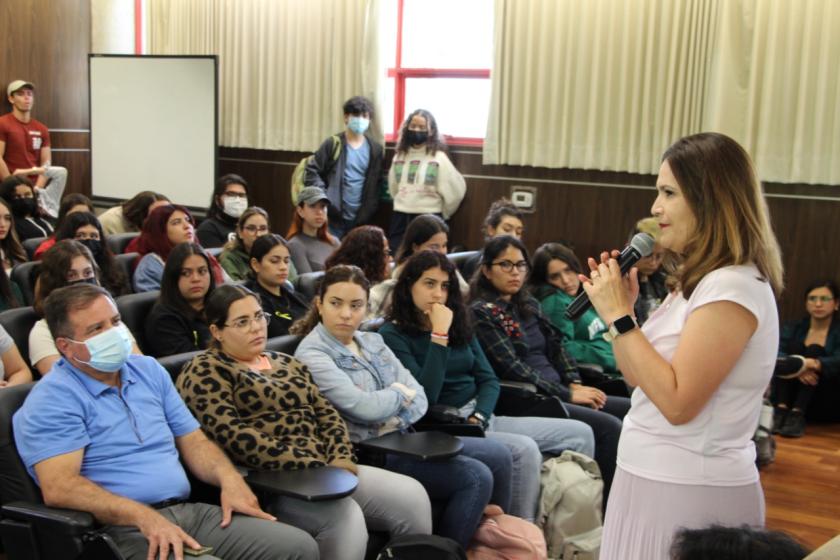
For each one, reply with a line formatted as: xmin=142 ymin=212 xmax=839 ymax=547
xmin=388 ymin=147 xmax=466 ymax=219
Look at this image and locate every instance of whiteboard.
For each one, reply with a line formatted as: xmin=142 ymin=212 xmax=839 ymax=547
xmin=90 ymin=55 xmax=217 ymax=208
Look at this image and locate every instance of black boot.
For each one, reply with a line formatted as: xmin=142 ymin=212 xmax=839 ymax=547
xmin=780 ymin=409 xmax=806 ymax=438
xmin=772 ymin=407 xmax=788 ymax=434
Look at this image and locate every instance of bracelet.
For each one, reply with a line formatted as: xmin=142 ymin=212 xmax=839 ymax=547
xmin=431 ymin=331 xmax=449 ymax=340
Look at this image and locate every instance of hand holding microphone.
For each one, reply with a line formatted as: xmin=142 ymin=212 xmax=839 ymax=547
xmin=567 ymin=233 xmax=655 ymax=324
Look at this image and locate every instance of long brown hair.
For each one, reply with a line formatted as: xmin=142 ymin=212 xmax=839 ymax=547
xmin=289 ymin=265 xmax=370 ymax=336
xmin=662 ymin=133 xmax=783 ymax=298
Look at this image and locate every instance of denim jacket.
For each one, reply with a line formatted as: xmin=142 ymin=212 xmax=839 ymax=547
xmin=294 ymin=323 xmax=428 ymax=442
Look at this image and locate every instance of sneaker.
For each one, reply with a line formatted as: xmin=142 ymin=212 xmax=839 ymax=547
xmin=779 ymin=409 xmax=806 ymax=438
xmin=772 ymin=407 xmax=788 ymax=434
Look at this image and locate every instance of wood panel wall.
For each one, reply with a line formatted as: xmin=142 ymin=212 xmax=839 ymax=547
xmin=0 ymin=0 xmax=91 ymax=196
xmin=220 ymin=145 xmax=840 ymax=322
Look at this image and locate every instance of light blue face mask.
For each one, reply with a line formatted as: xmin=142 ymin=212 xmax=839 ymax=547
xmin=69 ymin=324 xmax=133 ymax=372
xmin=347 ymin=116 xmax=370 ymax=135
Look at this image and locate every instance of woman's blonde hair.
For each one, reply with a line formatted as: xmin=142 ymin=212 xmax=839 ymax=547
xmin=662 ymin=132 xmax=783 ymax=298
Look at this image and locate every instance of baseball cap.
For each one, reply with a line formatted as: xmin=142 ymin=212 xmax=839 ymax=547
xmin=7 ymin=80 xmax=34 ymax=97
xmin=298 ymin=186 xmax=330 ymax=206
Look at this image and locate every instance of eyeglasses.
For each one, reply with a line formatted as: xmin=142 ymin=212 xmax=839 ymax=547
xmin=807 ymin=295 xmax=834 ymax=303
xmin=225 ymin=311 xmax=271 ymax=331
xmin=223 ymin=191 xmax=248 ymax=199
xmin=491 ymin=260 xmax=529 ymax=273
xmin=242 ymin=224 xmax=269 ymax=233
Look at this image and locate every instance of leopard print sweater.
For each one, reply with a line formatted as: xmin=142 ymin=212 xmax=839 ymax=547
xmin=177 ymin=348 xmax=355 ymax=471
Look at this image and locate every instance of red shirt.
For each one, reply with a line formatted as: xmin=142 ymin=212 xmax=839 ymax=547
xmin=0 ymin=113 xmax=51 ymax=176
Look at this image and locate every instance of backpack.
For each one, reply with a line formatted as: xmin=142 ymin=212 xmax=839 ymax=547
xmin=290 ymin=134 xmax=341 ymax=204
xmin=754 ymin=398 xmax=776 ymax=468
xmin=376 ymin=534 xmax=466 ymax=560
xmin=537 ymin=451 xmax=603 ymax=560
xmin=467 ymin=505 xmax=548 ymax=560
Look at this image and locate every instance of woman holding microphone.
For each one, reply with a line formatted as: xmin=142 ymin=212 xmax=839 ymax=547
xmin=582 ymin=133 xmax=783 ymax=559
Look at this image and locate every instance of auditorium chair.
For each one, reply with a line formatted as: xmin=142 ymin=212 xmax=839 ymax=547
xmin=115 ymin=291 xmax=159 ymax=353
xmin=294 ymin=271 xmax=325 ymax=304
xmin=0 ymin=307 xmax=39 ymax=374
xmin=114 ymin=253 xmax=139 ymax=291
xmin=446 ymin=250 xmax=479 ymax=275
xmin=21 ymin=238 xmax=46 ymax=261
xmin=106 ymin=232 xmax=139 ymax=255
xmin=10 ymin=262 xmax=41 ymax=307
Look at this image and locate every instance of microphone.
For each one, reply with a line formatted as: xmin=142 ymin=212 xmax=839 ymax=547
xmin=564 ymin=233 xmax=656 ymax=321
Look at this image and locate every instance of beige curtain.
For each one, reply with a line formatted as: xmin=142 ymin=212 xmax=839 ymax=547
xmin=147 ymin=0 xmax=382 ymax=151
xmin=486 ymin=0 xmax=840 ymax=185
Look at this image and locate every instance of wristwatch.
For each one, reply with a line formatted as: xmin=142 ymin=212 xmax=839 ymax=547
xmin=603 ymin=315 xmax=639 ymax=342
xmin=471 ymin=411 xmax=489 ymax=428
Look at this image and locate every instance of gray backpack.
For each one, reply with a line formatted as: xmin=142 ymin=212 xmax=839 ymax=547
xmin=537 ymin=451 xmax=603 ymax=560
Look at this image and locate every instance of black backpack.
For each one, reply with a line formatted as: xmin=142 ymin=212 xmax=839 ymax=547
xmin=376 ymin=534 xmax=466 ymax=560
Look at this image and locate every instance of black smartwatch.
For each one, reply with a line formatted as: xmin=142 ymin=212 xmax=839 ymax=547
xmin=603 ymin=314 xmax=639 ymax=342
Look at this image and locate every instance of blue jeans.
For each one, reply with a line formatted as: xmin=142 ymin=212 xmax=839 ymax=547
xmin=458 ymin=436 xmax=513 ymax=513
xmin=384 ymin=451 xmax=494 ymax=548
xmin=488 ymin=415 xmax=595 ymax=521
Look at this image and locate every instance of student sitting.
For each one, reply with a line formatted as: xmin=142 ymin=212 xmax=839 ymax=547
xmin=177 ymin=285 xmax=432 ymax=560
xmin=286 ymin=186 xmax=340 ymax=274
xmin=529 ymin=242 xmax=618 ymax=374
xmin=33 ymin=193 xmax=94 ymax=258
xmin=324 ymin=225 xmax=392 ymax=318
xmin=52 ymin=211 xmax=131 ymax=297
xmin=461 ymin=198 xmax=525 ymax=280
xmin=219 ymin=206 xmax=270 ymax=281
xmin=0 ymin=323 xmax=32 ymax=387
xmin=380 ymin=250 xmax=596 ymax=521
xmin=131 ymin=204 xmax=224 ymax=292
xmin=145 ymin=243 xmax=215 ymax=358
xmin=0 ymin=175 xmax=54 ymax=241
xmin=394 ymin=214 xmax=469 ymax=296
xmin=98 ymin=190 xmax=170 ymax=236
xmin=291 ymin=265 xmax=515 ymax=548
xmin=0 ymin=197 xmax=27 ymax=275
xmin=196 ymin=174 xmax=251 ymax=248
xmin=29 ymin=240 xmax=141 ymax=375
xmin=632 ymin=217 xmax=668 ymax=325
xmin=244 ymin=235 xmax=309 ymax=338
xmin=387 ymin=109 xmax=466 ymax=250
xmin=470 ymin=236 xmax=630 ymax=498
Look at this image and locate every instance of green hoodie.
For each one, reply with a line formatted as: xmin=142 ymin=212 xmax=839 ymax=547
xmin=532 ymin=283 xmax=618 ymax=373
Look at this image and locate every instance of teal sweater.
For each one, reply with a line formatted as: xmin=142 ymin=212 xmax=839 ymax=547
xmin=534 ymin=284 xmax=618 ymax=373
xmin=379 ymin=322 xmax=500 ymax=419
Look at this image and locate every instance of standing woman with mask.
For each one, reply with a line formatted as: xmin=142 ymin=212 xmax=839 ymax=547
xmin=0 ymin=176 xmax=54 ymax=241
xmin=387 ymin=109 xmax=466 ymax=250
xmin=582 ymin=133 xmax=783 ymax=559
xmin=196 ymin=174 xmax=250 ymax=248
xmin=28 ymin=240 xmax=142 ymax=375
xmin=52 ymin=212 xmax=130 ymax=297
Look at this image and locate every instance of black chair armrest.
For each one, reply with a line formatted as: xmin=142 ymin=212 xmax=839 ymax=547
xmin=245 ymin=467 xmax=358 ymax=502
xmin=424 ymin=404 xmax=463 ymax=424
xmin=413 ymin=404 xmax=485 ymax=437
xmin=1 ymin=502 xmax=96 ymax=534
xmin=358 ymin=431 xmax=464 ymax=461
xmin=499 ymin=380 xmax=538 ymax=398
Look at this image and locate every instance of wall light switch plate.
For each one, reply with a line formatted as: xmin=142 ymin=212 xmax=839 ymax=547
xmin=510 ymin=186 xmax=537 ymax=213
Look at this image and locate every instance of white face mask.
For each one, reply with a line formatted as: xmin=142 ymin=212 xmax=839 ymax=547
xmin=222 ymin=196 xmax=247 ymax=218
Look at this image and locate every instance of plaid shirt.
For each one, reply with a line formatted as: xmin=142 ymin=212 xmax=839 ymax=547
xmin=470 ymin=295 xmax=580 ymax=401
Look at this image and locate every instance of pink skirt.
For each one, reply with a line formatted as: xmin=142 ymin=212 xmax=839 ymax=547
xmin=600 ymin=467 xmax=765 ymax=560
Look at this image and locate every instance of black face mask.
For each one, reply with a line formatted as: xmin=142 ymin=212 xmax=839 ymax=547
xmin=405 ymin=130 xmax=429 ymax=146
xmin=78 ymin=238 xmax=104 ymax=260
xmin=10 ymin=198 xmax=36 ymax=217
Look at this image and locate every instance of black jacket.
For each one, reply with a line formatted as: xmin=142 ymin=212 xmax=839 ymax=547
xmin=196 ymin=215 xmax=237 ymax=248
xmin=145 ymin=302 xmax=212 ymax=358
xmin=245 ymin=279 xmax=310 ymax=338
xmin=780 ymin=316 xmax=840 ymax=381
xmin=304 ymin=132 xmax=384 ymax=227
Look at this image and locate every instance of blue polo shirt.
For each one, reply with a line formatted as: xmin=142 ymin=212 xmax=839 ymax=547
xmin=13 ymin=355 xmax=200 ymax=504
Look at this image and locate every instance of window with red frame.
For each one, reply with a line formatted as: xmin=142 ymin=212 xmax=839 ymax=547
xmin=381 ymin=0 xmax=493 ymax=146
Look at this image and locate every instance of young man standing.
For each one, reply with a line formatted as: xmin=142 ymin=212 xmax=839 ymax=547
xmin=0 ymin=80 xmax=67 ymax=218
xmin=304 ymin=96 xmax=384 ymax=238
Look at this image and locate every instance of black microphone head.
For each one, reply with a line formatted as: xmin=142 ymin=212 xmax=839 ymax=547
xmin=629 ymin=232 xmax=656 ymax=258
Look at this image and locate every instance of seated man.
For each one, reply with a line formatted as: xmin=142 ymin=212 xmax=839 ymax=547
xmin=0 ymin=80 xmax=67 ymax=218
xmin=13 ymin=283 xmax=318 ymax=560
